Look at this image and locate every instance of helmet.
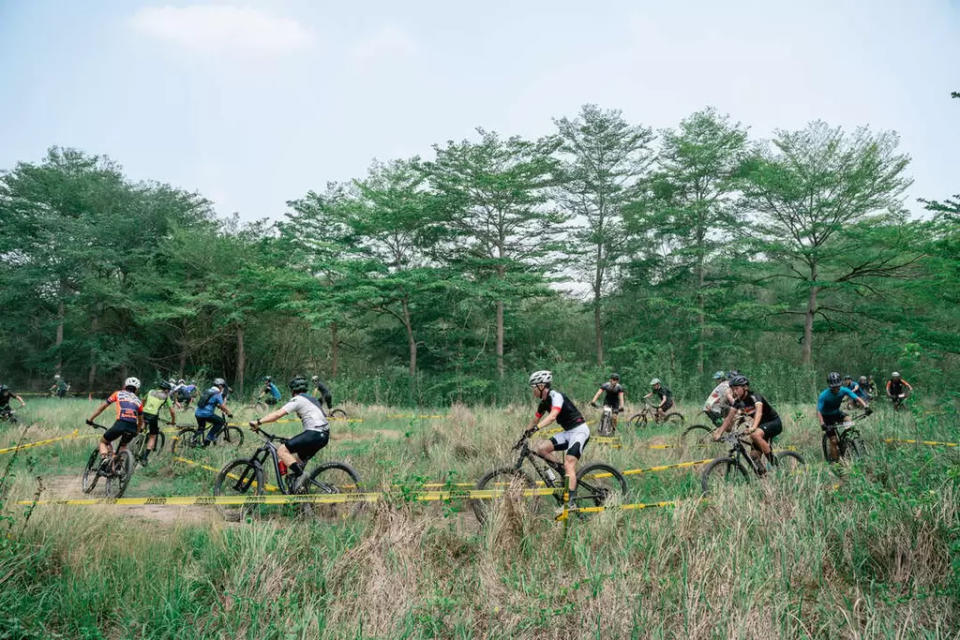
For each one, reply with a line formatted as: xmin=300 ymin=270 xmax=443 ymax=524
xmin=858 ymin=375 xmax=868 ymax=384
xmin=729 ymin=375 xmax=749 ymax=387
xmin=54 ymin=374 xmax=60 ymax=379
xmin=609 ymin=373 xmax=620 ymax=381
xmin=528 ymin=370 xmax=552 ymax=386
xmin=827 ymin=372 xmax=842 ymax=388
xmin=212 ymin=377 xmax=226 ymax=387
xmin=726 ymin=370 xmax=740 ymax=379
xmin=178 ymin=378 xmax=185 ymax=385
xmin=713 ymin=371 xmax=726 ymax=380
xmin=159 ymin=380 xmax=173 ymax=390
xmin=289 ymin=376 xmax=309 ymax=393
xmin=843 ymin=374 xmax=853 ymax=381
xmin=264 ymin=376 xmax=272 ymax=382
xmin=0 ymin=384 xmax=7 ymax=393
xmin=892 ymin=371 xmax=901 ymax=378
xmin=311 ymin=375 xmax=319 ymax=381
xmin=650 ymin=378 xmax=661 ymax=386
xmin=124 ymin=377 xmax=141 ymax=391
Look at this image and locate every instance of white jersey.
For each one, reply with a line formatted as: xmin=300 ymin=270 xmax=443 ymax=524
xmin=281 ymin=394 xmax=329 ymax=432
xmin=704 ymin=381 xmax=732 ymax=412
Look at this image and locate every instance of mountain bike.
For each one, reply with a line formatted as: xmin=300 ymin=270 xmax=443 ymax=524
xmin=214 ymin=427 xmax=363 ymax=521
xmin=700 ymin=427 xmax=804 ymax=495
xmin=889 ymin=392 xmax=909 ymax=411
xmin=821 ymin=410 xmax=870 ymax=463
xmin=627 ymin=402 xmax=684 ymax=428
xmin=471 ymin=428 xmax=628 ymax=524
xmin=680 ymin=411 xmax=743 ymax=446
xmin=170 ymin=415 xmax=243 ymax=454
xmin=81 ymin=422 xmax=135 ymax=498
xmin=596 ymin=405 xmax=618 ymax=436
xmin=130 ymin=425 xmax=167 ymax=465
xmin=0 ymin=406 xmax=18 ymax=425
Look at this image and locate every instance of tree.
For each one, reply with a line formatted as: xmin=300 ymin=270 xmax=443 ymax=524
xmin=554 ymin=105 xmax=654 ymax=366
xmin=741 ymin=122 xmax=913 ymax=363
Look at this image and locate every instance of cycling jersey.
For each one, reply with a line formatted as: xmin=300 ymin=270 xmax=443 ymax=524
xmin=313 ymin=380 xmax=333 ymax=407
xmin=887 ymin=379 xmax=909 ymax=395
xmin=176 ymin=384 xmax=197 ymax=400
xmin=653 ymin=386 xmax=672 ymax=402
xmin=735 ymin=392 xmax=779 ymax=422
xmin=536 ymin=389 xmax=585 ymax=430
xmin=818 ymin=387 xmax=858 ymax=416
xmin=281 ymin=394 xmax=328 ymax=432
xmin=194 ymin=387 xmax=224 ymax=418
xmin=0 ymin=389 xmax=12 ymax=409
xmin=265 ymin=383 xmax=281 ymax=400
xmin=105 ymin=390 xmax=143 ymax=424
xmin=142 ymin=389 xmax=171 ymax=416
xmin=704 ymin=381 xmax=731 ymax=411
xmin=599 ymin=382 xmax=624 ymax=407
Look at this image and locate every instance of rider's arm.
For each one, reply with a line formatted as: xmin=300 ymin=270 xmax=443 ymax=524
xmin=659 ymin=395 xmax=667 ymax=408
xmin=590 ymin=389 xmax=602 ymax=404
xmin=886 ymin=381 xmax=893 ymax=396
xmin=15 ymin=394 xmax=25 ymax=407
xmin=712 ymin=407 xmax=736 ymax=440
xmin=749 ymin=403 xmax=764 ymax=432
xmin=816 ymin=409 xmax=826 ymax=428
xmin=218 ymin=400 xmax=233 ymax=418
xmin=618 ymin=391 xmax=624 ymax=412
xmin=251 ymin=406 xmax=288 ymax=428
xmin=904 ymin=380 xmax=913 ymax=391
xmin=536 ymin=406 xmax=562 ymax=430
xmin=88 ymin=401 xmax=110 ymax=422
xmin=643 ymin=391 xmax=652 ymax=399
xmin=168 ymin=402 xmax=176 ymax=424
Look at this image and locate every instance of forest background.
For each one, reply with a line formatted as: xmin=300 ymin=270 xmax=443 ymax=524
xmin=1 ymin=102 xmax=957 ymax=407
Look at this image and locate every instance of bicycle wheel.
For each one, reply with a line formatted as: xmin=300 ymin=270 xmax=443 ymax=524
xmin=214 ymin=459 xmax=265 ymax=521
xmin=663 ymin=412 xmax=685 ymax=426
xmin=254 ymin=402 xmax=267 ymax=414
xmin=680 ymin=424 xmax=714 ymax=447
xmin=597 ymin=413 xmax=612 ymax=437
xmin=575 ymin=463 xmax=627 ymax=513
xmin=471 ymin=468 xmax=538 ymax=525
xmin=628 ymin=412 xmax=648 ymax=428
xmin=81 ymin=449 xmax=101 ymax=493
xmin=329 ymin=409 xmax=347 ymax=419
xmin=152 ymin=431 xmax=166 ymax=455
xmin=170 ymin=428 xmax=198 ymax=455
xmin=218 ymin=426 xmax=244 ymax=448
xmin=700 ymin=457 xmax=750 ymax=495
xmin=821 ymin=432 xmax=840 ymax=463
xmin=130 ymin=434 xmax=147 ymax=463
xmin=773 ymin=451 xmax=804 ymax=474
xmin=106 ymin=450 xmax=134 ymax=498
xmin=301 ymin=462 xmax=364 ymax=520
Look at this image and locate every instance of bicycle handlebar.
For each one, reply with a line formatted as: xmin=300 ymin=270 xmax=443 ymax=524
xmin=86 ymin=420 xmax=107 ymax=431
xmin=253 ymin=427 xmax=287 ymax=444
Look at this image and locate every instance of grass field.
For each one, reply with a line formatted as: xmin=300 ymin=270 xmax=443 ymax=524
xmin=1 ymin=398 xmax=958 ymax=639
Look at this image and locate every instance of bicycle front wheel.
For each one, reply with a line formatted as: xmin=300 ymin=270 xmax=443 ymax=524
xmin=329 ymin=409 xmax=347 ymax=419
xmin=597 ymin=414 xmax=613 ymax=437
xmin=663 ymin=412 xmax=685 ymax=426
xmin=700 ymin=457 xmax=750 ymax=495
xmin=472 ymin=468 xmax=538 ymax=525
xmin=214 ymin=459 xmax=265 ymax=522
xmin=301 ymin=462 xmax=364 ymax=520
xmin=218 ymin=426 xmax=244 ymax=448
xmin=170 ymin=429 xmax=198 ymax=455
xmin=576 ymin=463 xmax=628 ymax=513
xmin=628 ymin=412 xmax=648 ymax=428
xmin=773 ymin=451 xmax=805 ymax=474
xmin=839 ymin=430 xmax=865 ymax=460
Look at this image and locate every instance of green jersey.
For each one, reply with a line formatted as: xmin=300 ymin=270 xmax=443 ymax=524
xmin=143 ymin=389 xmax=171 ymax=416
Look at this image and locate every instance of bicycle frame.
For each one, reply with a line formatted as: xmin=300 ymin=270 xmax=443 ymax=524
xmin=509 ymin=438 xmax=566 ymax=488
xmin=718 ymin=431 xmax=767 ymax=475
xmin=245 ymin=431 xmax=293 ymax=494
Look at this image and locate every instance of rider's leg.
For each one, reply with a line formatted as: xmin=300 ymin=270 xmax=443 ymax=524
xmin=203 ymin=414 xmax=226 ymax=445
xmin=98 ymin=437 xmax=111 ymax=458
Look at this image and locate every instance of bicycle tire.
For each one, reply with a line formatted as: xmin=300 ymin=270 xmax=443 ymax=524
xmin=662 ymin=412 xmax=685 ymax=426
xmin=773 ymin=451 xmax=804 ymax=473
xmin=597 ymin=413 xmax=613 ymax=437
xmin=471 ymin=467 xmax=537 ymax=525
xmin=700 ymin=457 xmax=750 ymax=495
xmin=301 ymin=461 xmax=364 ymax=519
xmin=106 ymin=450 xmax=134 ymax=498
xmin=576 ymin=463 xmax=627 ymax=511
xmin=680 ymin=424 xmax=713 ymax=447
xmin=628 ymin=412 xmax=648 ymax=428
xmin=214 ymin=458 xmax=265 ymax=522
xmin=821 ymin=432 xmax=840 ymax=463
xmin=329 ymin=409 xmax=347 ymax=419
xmin=254 ymin=402 xmax=268 ymax=414
xmin=152 ymin=431 xmax=166 ymax=454
xmin=839 ymin=431 xmax=865 ymax=461
xmin=219 ymin=426 xmax=244 ymax=448
xmin=81 ymin=449 xmax=101 ymax=493
xmin=170 ymin=428 xmax=197 ymax=455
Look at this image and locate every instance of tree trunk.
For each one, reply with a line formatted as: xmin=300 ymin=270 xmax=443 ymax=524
xmin=330 ymin=322 xmax=339 ymax=378
xmin=401 ymin=298 xmax=417 ymax=376
xmin=496 ymin=299 xmax=504 ymax=378
xmin=235 ymin=324 xmax=245 ymax=395
xmin=696 ymin=255 xmax=705 ymax=374
xmin=803 ymin=277 xmax=819 ymax=365
xmin=87 ymin=315 xmax=98 ymax=391
xmin=55 ymin=298 xmax=65 ymax=374
xmin=594 ymin=302 xmax=604 ymax=367
xmin=594 ymin=241 xmax=604 ymax=367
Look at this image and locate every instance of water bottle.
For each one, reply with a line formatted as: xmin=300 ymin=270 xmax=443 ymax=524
xmin=545 ymin=468 xmax=557 ymax=483
xmin=278 ymin=460 xmax=288 ymax=476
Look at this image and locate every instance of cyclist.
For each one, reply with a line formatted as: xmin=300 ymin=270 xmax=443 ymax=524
xmin=643 ymin=378 xmax=673 ymax=419
xmin=0 ymin=383 xmax=26 ymax=419
xmin=856 ymin=375 xmax=873 ymax=402
xmin=139 ymin=380 xmax=177 ymax=465
xmin=713 ymin=375 xmax=781 ymax=471
xmin=86 ymin=377 xmax=144 ymax=463
xmin=173 ymin=379 xmax=197 ymax=409
xmin=818 ymin=372 xmax=871 ymax=462
xmin=50 ymin=374 xmax=69 ymax=399
xmin=194 ymin=378 xmax=234 ymax=446
xmin=703 ymin=371 xmax=734 ymax=427
xmin=311 ymin=375 xmax=333 ymax=410
xmin=886 ymin=372 xmax=913 ymax=409
xmin=249 ymin=375 xmax=330 ymax=492
xmin=259 ymin=376 xmax=282 ymax=407
xmin=526 ymin=370 xmax=589 ymax=511
xmin=589 ymin=373 xmax=625 ymax=430
xmin=842 ymin=374 xmax=860 ymax=409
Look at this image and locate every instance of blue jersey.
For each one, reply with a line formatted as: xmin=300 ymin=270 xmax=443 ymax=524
xmin=195 ymin=387 xmax=225 ymax=418
xmin=817 ymin=387 xmax=858 ymax=416
xmin=267 ymin=383 xmax=281 ymax=400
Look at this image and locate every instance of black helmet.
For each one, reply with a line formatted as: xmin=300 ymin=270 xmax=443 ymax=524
xmin=159 ymin=380 xmax=173 ymax=391
xmin=842 ymin=374 xmax=853 ymax=381
xmin=289 ymin=376 xmax=309 ymax=393
xmin=726 ymin=370 xmax=741 ymax=380
xmin=0 ymin=384 xmax=7 ymax=393
xmin=729 ymin=375 xmax=749 ymax=387
xmin=827 ymin=372 xmax=842 ymax=388
xmin=609 ymin=373 xmax=620 ymax=381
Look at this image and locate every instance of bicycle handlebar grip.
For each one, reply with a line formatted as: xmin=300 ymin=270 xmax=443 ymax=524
xmin=86 ymin=419 xmax=95 ymax=426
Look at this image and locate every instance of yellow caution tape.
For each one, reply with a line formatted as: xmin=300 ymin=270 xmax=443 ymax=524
xmin=622 ymin=458 xmax=715 ymax=476
xmin=172 ymin=456 xmax=281 ymax=492
xmin=385 ymin=414 xmax=445 ymax=419
xmin=555 ymin=499 xmax=679 ymax=520
xmin=0 ymin=429 xmax=82 ymax=455
xmin=883 ymin=438 xmax=958 ymax=447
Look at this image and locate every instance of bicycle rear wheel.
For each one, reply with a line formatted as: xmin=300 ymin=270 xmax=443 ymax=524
xmin=329 ymin=408 xmax=347 ymax=419
xmin=81 ymin=449 xmax=101 ymax=493
xmin=663 ymin=412 xmax=685 ymax=426
xmin=471 ymin=468 xmax=538 ymax=525
xmin=680 ymin=424 xmax=713 ymax=447
xmin=214 ymin=459 xmax=265 ymax=521
xmin=575 ymin=463 xmax=627 ymax=513
xmin=773 ymin=451 xmax=804 ymax=474
xmin=106 ymin=450 xmax=134 ymax=498
xmin=301 ymin=462 xmax=364 ymax=520
xmin=700 ymin=457 xmax=750 ymax=495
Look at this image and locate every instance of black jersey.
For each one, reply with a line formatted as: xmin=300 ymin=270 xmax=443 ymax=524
xmin=536 ymin=389 xmax=586 ymax=430
xmin=0 ymin=389 xmax=12 ymax=408
xmin=599 ymin=382 xmax=624 ymax=407
xmin=735 ymin=392 xmax=779 ymax=423
xmin=654 ymin=386 xmax=672 ymax=401
xmin=887 ymin=379 xmax=907 ymax=395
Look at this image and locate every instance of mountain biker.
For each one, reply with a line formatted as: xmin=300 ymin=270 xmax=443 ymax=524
xmin=885 ymin=372 xmax=913 ymax=408
xmin=50 ymin=374 xmax=69 ymax=398
xmin=194 ymin=378 xmax=234 ymax=446
xmin=712 ymin=375 xmax=781 ymax=471
xmin=259 ymin=377 xmax=282 ymax=406
xmin=86 ymin=377 xmax=144 ymax=462
xmin=842 ymin=374 xmax=860 ymax=409
xmin=139 ymin=380 xmax=177 ymax=465
xmin=0 ymin=384 xmax=26 ymax=418
xmin=703 ymin=371 xmax=734 ymax=427
xmin=173 ymin=379 xmax=198 ymax=409
xmin=590 ymin=373 xmax=625 ymax=430
xmin=526 ymin=370 xmax=588 ymax=512
xmin=856 ymin=375 xmax=873 ymax=402
xmin=643 ymin=378 xmax=673 ymax=419
xmin=249 ymin=375 xmax=329 ymax=492
xmin=310 ymin=375 xmax=333 ymax=410
xmin=818 ymin=372 xmax=870 ymax=462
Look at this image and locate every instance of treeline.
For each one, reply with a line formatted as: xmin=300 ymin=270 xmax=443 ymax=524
xmin=1 ymin=106 xmax=957 ymax=405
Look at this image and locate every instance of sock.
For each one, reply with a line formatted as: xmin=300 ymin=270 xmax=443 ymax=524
xmin=289 ymin=462 xmax=305 ymax=477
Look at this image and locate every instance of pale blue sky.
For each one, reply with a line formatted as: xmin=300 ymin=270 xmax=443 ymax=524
xmin=1 ymin=1 xmax=958 ymax=220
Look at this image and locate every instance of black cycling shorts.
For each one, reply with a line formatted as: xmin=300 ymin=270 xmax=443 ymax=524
xmin=144 ymin=414 xmax=160 ymax=435
xmin=264 ymin=396 xmax=278 ymax=405
xmin=759 ymin=417 xmax=783 ymax=441
xmin=285 ymin=429 xmax=329 ymax=462
xmin=660 ymin=399 xmax=674 ymax=412
xmin=822 ymin=413 xmax=846 ymax=429
xmin=103 ymin=420 xmax=138 ymax=446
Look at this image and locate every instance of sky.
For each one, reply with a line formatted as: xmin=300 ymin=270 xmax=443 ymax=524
xmin=1 ymin=0 xmax=958 ymax=221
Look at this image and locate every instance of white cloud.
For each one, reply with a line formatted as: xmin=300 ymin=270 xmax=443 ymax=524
xmin=129 ymin=5 xmax=314 ymax=57
xmin=350 ymin=26 xmax=417 ymax=67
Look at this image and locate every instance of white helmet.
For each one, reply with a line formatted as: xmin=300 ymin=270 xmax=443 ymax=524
xmin=892 ymin=371 xmax=901 ymax=378
xmin=54 ymin=374 xmax=61 ymax=379
xmin=528 ymin=370 xmax=552 ymax=386
xmin=650 ymin=378 xmax=662 ymax=386
xmin=124 ymin=377 xmax=141 ymax=391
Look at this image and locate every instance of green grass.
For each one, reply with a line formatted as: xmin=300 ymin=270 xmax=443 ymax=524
xmin=0 ymin=398 xmax=958 ymax=638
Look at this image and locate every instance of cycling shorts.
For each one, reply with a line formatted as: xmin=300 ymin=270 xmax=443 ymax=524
xmin=550 ymin=423 xmax=590 ymax=459
xmin=660 ymin=399 xmax=674 ymax=412
xmin=758 ymin=417 xmax=783 ymax=441
xmin=264 ymin=396 xmax=278 ymax=405
xmin=286 ymin=429 xmax=329 ymax=462
xmin=821 ymin=413 xmax=846 ymax=429
xmin=144 ymin=414 xmax=160 ymax=435
xmin=103 ymin=420 xmax=138 ymax=446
